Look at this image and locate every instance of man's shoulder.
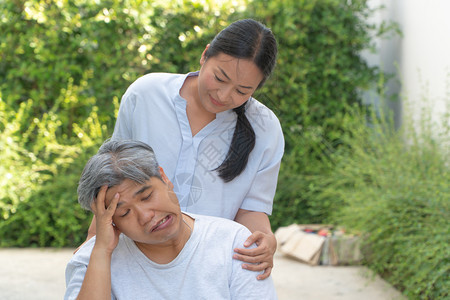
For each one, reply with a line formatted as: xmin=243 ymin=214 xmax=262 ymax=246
xmin=69 ymin=234 xmax=130 ymax=266
xmin=188 ymin=213 xmax=251 ymax=239
xmin=188 ymin=213 xmax=244 ymax=227
xmin=68 ymin=236 xmax=97 ymax=266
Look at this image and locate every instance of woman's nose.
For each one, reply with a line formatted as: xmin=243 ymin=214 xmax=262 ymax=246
xmin=218 ymin=85 xmax=233 ymax=102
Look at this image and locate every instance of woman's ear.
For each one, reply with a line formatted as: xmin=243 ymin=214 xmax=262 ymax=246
xmin=200 ymin=44 xmax=210 ymax=65
xmin=159 ymin=167 xmax=174 ymax=191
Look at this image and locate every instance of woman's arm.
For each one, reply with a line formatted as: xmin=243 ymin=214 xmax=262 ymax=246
xmin=233 ymin=208 xmax=277 ymax=280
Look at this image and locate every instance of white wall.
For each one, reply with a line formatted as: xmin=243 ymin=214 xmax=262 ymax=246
xmin=364 ymin=0 xmax=450 ymax=136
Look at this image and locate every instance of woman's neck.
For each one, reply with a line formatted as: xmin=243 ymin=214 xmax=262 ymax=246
xmin=180 ymin=76 xmax=216 ymax=136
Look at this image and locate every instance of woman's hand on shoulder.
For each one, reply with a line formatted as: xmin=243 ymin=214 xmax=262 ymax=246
xmin=233 ymin=231 xmax=277 ymax=280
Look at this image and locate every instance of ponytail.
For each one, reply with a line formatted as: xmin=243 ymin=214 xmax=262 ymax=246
xmin=215 ymin=103 xmax=255 ymax=182
xmin=206 ymin=19 xmax=277 ymax=182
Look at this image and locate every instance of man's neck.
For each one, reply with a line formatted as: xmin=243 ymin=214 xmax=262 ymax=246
xmin=135 ymin=215 xmax=194 ymax=264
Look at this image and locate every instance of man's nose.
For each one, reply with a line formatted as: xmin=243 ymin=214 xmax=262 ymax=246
xmin=136 ymin=205 xmax=155 ymax=226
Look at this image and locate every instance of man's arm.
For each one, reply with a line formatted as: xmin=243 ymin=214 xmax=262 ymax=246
xmin=75 ymin=187 xmax=121 ymax=299
xmin=76 ymin=248 xmax=113 ymax=300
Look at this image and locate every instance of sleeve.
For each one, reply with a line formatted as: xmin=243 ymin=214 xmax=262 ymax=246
xmin=229 ymin=227 xmax=278 ymax=299
xmin=111 ymin=89 xmax=138 ymax=141
xmin=64 ymin=256 xmax=117 ymax=300
xmin=64 ymin=260 xmax=87 ymax=300
xmin=64 ymin=238 xmax=117 ymax=300
xmin=241 ymin=108 xmax=285 ymax=215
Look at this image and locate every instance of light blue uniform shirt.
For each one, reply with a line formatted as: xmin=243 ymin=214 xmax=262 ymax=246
xmin=112 ymin=72 xmax=284 ymax=220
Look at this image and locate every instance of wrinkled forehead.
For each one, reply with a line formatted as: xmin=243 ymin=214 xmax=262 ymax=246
xmin=104 ymin=179 xmax=145 ymax=206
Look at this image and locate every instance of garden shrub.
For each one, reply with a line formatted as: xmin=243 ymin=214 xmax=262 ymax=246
xmin=248 ymin=0 xmax=377 ymax=125
xmin=0 ymin=86 xmax=108 ymax=247
xmin=3 ymin=1 xmax=446 ymax=297
xmin=318 ymin=100 xmax=449 ymax=299
xmin=0 ymin=0 xmax=244 ymax=246
xmin=1 ymin=0 xmax=399 ymax=247
xmin=241 ymin=0 xmax=399 ymax=227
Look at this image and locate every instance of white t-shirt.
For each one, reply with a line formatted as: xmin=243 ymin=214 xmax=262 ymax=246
xmin=112 ymin=72 xmax=284 ymax=220
xmin=65 ymin=214 xmax=278 ymax=299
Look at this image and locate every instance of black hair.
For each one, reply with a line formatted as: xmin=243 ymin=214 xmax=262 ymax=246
xmin=205 ymin=19 xmax=278 ymax=182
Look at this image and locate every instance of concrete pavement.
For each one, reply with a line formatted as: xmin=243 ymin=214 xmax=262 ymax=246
xmin=0 ymin=248 xmax=405 ymax=299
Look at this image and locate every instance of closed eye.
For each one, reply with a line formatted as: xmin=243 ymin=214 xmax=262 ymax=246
xmin=142 ymin=192 xmax=152 ymax=201
xmin=120 ymin=209 xmax=130 ymax=217
xmin=236 ymin=89 xmax=246 ymax=95
xmin=214 ymin=75 xmax=225 ymax=82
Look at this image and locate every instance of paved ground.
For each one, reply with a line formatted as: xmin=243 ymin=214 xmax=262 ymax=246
xmin=0 ymin=248 xmax=405 ymax=299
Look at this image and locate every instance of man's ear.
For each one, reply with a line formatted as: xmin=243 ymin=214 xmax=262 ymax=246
xmin=200 ymin=44 xmax=210 ymax=66
xmin=159 ymin=167 xmax=174 ymax=191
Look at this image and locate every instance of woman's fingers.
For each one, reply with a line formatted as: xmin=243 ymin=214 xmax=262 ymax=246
xmin=242 ymin=261 xmax=270 ymax=272
xmin=233 ymin=231 xmax=276 ymax=280
xmin=257 ymin=267 xmax=272 ymax=280
xmin=236 ymin=252 xmax=274 ymax=280
xmin=234 ymin=244 xmax=269 ymax=257
xmin=233 ymin=252 xmax=270 ymax=264
xmin=242 ymin=231 xmax=263 ymax=247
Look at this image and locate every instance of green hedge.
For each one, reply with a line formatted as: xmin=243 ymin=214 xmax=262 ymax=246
xmin=1 ymin=0 xmax=392 ymax=245
xmin=0 ymin=90 xmax=107 ymax=246
xmin=0 ymin=0 xmax=237 ymax=246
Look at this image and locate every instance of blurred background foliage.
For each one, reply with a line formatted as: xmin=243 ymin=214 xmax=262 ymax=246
xmin=1 ymin=0 xmax=448 ymax=298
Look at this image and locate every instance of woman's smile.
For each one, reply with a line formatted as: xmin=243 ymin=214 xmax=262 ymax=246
xmin=209 ymin=95 xmax=226 ymax=107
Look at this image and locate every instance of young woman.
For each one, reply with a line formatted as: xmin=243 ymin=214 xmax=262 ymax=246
xmin=87 ymin=19 xmax=284 ymax=280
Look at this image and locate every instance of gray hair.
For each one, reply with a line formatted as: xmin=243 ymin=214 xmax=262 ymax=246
xmin=77 ymin=139 xmax=161 ymax=211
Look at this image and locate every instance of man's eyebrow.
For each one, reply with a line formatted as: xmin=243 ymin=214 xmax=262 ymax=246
xmin=134 ymin=185 xmax=151 ymax=197
xmin=112 ymin=185 xmax=151 ymax=209
xmin=218 ymin=67 xmax=254 ymax=90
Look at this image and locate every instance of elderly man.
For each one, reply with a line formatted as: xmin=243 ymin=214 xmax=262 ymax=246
xmin=65 ymin=140 xmax=277 ymax=299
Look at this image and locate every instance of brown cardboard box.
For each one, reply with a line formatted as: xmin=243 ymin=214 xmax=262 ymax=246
xmin=275 ymin=224 xmax=362 ymax=266
xmin=275 ymin=224 xmax=328 ymax=265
